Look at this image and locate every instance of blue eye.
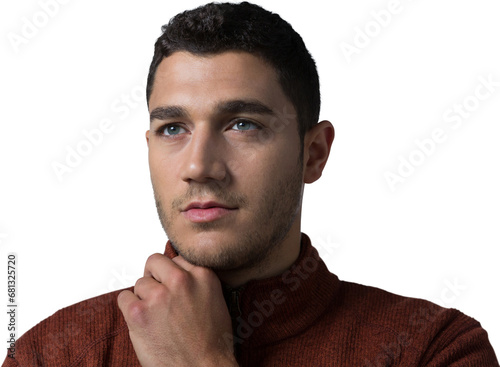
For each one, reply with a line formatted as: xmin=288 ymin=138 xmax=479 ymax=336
xmin=162 ymin=124 xmax=187 ymax=136
xmin=231 ymin=120 xmax=258 ymax=131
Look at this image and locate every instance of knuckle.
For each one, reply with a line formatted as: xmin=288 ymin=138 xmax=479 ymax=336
xmin=151 ymin=284 xmax=169 ymax=301
xmin=127 ymin=301 xmax=148 ymax=325
xmin=168 ymin=268 xmax=190 ymax=288
xmin=134 ymin=277 xmax=144 ymax=289
xmin=146 ymin=253 xmax=164 ymax=265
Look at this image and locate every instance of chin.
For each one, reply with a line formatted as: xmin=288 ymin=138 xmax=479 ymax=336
xmin=170 ymin=231 xmax=243 ymax=269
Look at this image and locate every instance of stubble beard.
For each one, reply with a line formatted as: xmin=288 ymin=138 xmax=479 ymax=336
xmin=153 ymin=157 xmax=304 ymax=272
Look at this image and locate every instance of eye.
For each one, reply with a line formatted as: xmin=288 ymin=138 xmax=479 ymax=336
xmin=160 ymin=124 xmax=187 ymax=136
xmin=231 ymin=119 xmax=259 ymax=131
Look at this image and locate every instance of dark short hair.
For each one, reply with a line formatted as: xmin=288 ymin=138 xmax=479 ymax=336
xmin=146 ymin=1 xmax=320 ymax=140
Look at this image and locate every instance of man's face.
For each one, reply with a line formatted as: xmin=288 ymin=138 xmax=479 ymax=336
xmin=147 ymin=51 xmax=304 ymax=272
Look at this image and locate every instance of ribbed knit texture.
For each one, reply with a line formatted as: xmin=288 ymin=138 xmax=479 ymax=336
xmin=3 ymin=233 xmax=498 ymax=366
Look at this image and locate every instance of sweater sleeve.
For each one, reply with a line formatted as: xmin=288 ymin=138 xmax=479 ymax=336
xmin=2 ymin=356 xmax=19 ymax=367
xmin=419 ymin=313 xmax=499 ymax=367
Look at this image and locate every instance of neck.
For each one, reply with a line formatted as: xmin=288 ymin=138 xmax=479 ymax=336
xmin=216 ymin=220 xmax=302 ymax=288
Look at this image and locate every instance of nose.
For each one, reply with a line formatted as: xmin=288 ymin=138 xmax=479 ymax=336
xmin=180 ymin=127 xmax=228 ymax=184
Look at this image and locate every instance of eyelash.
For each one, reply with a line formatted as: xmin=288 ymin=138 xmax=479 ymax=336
xmin=155 ymin=119 xmax=262 ymax=138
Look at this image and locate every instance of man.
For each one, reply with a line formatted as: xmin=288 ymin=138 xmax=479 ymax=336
xmin=3 ymin=2 xmax=498 ymax=366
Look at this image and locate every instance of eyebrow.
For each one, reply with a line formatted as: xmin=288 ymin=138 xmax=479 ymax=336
xmin=149 ymin=99 xmax=276 ymax=123
xmin=150 ymin=105 xmax=189 ymax=122
xmin=215 ymin=99 xmax=275 ymax=116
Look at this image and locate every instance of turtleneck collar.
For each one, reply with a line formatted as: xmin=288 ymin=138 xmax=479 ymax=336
xmin=163 ymin=233 xmax=340 ymax=347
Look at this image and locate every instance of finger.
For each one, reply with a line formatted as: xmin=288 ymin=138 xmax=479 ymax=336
xmin=172 ymin=256 xmax=219 ymax=287
xmin=117 ymin=289 xmax=150 ymax=329
xmin=117 ymin=289 xmax=139 ymax=317
xmin=143 ymin=253 xmax=180 ymax=281
xmin=171 ymin=255 xmax=196 ymax=272
xmin=133 ymin=276 xmax=163 ymax=300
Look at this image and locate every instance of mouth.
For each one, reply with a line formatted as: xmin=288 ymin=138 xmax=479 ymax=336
xmin=181 ymin=201 xmax=238 ymax=223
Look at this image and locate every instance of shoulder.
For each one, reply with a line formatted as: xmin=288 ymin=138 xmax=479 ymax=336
xmin=7 ymin=287 xmax=137 ymax=366
xmin=322 ymin=280 xmax=498 ymax=365
xmin=336 ymin=280 xmax=473 ymax=333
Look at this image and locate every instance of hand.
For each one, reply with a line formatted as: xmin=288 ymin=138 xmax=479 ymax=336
xmin=117 ymin=254 xmax=237 ymax=367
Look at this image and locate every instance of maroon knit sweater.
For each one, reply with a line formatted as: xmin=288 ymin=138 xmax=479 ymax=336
xmin=3 ymin=234 xmax=498 ymax=366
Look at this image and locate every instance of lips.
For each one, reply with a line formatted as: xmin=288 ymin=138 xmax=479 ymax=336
xmin=183 ymin=201 xmax=234 ymax=211
xmin=181 ymin=201 xmax=237 ymax=223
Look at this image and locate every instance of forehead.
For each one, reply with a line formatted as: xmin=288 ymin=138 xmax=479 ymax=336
xmin=148 ymin=51 xmax=293 ymax=116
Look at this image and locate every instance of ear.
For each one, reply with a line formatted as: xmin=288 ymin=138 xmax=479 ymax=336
xmin=303 ymin=120 xmax=334 ymax=184
xmin=146 ymin=130 xmax=150 ymax=147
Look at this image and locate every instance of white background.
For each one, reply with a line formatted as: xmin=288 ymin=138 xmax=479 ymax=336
xmin=1 ymin=0 xmax=499 ymax=357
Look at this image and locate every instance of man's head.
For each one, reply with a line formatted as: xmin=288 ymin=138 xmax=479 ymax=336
xmin=146 ymin=1 xmax=320 ymax=142
xmin=145 ymin=2 xmax=333 ymax=284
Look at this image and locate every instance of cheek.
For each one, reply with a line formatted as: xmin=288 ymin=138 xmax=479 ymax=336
xmin=232 ymin=145 xmax=297 ymax=192
xmin=149 ymin=148 xmax=176 ymax=189
xmin=149 ymin=153 xmax=162 ymax=183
